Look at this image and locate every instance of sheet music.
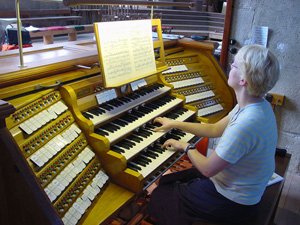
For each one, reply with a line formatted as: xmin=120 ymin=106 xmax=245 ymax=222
xmin=251 ymin=26 xmax=269 ymax=47
xmin=95 ymin=20 xmax=156 ymax=87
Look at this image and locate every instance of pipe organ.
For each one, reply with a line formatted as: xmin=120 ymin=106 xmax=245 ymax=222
xmin=60 ymin=74 xmax=198 ymax=193
xmin=162 ymin=39 xmax=235 ymax=123
xmin=0 ymin=34 xmax=234 ymax=224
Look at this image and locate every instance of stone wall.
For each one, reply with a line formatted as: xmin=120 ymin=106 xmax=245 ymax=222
xmin=230 ymin=0 xmax=300 ymax=174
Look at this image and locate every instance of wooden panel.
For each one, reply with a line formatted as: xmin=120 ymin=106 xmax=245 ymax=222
xmin=0 ymin=44 xmax=99 ymax=89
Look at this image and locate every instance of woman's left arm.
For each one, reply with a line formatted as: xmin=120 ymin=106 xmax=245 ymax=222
xmin=162 ymin=139 xmax=230 ymax=177
xmin=187 ymin=150 xmax=229 ymax=177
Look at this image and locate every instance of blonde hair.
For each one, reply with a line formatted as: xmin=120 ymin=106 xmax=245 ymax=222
xmin=235 ymin=45 xmax=280 ymax=97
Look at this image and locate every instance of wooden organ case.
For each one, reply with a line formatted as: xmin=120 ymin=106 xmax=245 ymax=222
xmin=161 ymin=39 xmax=235 ymax=123
xmin=0 ymin=25 xmax=235 ymax=225
xmin=0 ymin=45 xmax=134 ymax=225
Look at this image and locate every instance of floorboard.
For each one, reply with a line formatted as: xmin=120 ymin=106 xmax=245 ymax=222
xmin=275 ymin=173 xmax=300 ymax=225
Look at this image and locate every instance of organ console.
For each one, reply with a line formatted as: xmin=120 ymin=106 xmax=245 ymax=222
xmin=161 ymin=38 xmax=235 ymax=123
xmin=0 ymin=21 xmax=235 ymax=225
xmin=60 ymin=74 xmax=198 ymax=193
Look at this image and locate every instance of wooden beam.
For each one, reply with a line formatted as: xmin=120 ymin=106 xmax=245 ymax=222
xmin=220 ymin=0 xmax=233 ymax=70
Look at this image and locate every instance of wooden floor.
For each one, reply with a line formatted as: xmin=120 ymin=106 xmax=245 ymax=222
xmin=275 ymin=173 xmax=300 ymax=225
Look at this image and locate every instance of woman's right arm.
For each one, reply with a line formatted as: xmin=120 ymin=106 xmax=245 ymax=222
xmin=153 ymin=115 xmax=230 ymax=138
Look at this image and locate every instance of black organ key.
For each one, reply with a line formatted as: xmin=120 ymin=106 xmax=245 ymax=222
xmin=88 ymin=108 xmax=100 ymax=116
xmin=130 ymin=135 xmax=143 ymax=143
xmin=96 ymin=107 xmax=106 ymax=114
xmin=153 ymin=142 xmax=163 ymax=150
xmin=111 ymin=145 xmax=125 ymax=153
xmin=107 ymin=99 xmax=123 ymax=107
xmin=118 ymin=96 xmax=132 ymax=103
xmin=139 ymin=154 xmax=152 ymax=163
xmin=113 ymin=119 xmax=128 ymax=126
xmin=128 ymin=162 xmax=142 ymax=171
xmin=166 ymin=133 xmax=181 ymax=140
xmin=100 ymin=103 xmax=114 ymax=111
xmin=148 ymin=145 xmax=163 ymax=154
xmin=121 ymin=113 xmax=138 ymax=123
xmin=117 ymin=142 xmax=132 ymax=149
xmin=123 ymin=139 xmax=136 ymax=146
xmin=145 ymin=123 xmax=157 ymax=130
xmin=137 ymin=128 xmax=152 ymax=137
xmin=166 ymin=113 xmax=178 ymax=120
xmin=127 ymin=93 xmax=140 ymax=100
xmin=95 ymin=128 xmax=109 ymax=136
xmin=121 ymin=116 xmax=135 ymax=123
xmin=134 ymin=157 xmax=149 ymax=166
xmin=144 ymin=149 xmax=159 ymax=158
xmin=153 ymin=100 xmax=165 ymax=107
xmin=138 ymin=105 xmax=153 ymax=114
xmin=170 ymin=129 xmax=185 ymax=137
xmin=176 ymin=108 xmax=188 ymax=114
xmin=119 ymin=140 xmax=134 ymax=148
xmin=101 ymin=123 xmax=119 ymax=133
xmin=132 ymin=131 xmax=147 ymax=139
xmin=82 ymin=112 xmax=93 ymax=119
xmin=145 ymin=102 xmax=160 ymax=110
xmin=129 ymin=109 xmax=145 ymax=117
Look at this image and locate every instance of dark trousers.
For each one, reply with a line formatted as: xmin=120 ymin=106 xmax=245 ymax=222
xmin=147 ymin=168 xmax=258 ymax=225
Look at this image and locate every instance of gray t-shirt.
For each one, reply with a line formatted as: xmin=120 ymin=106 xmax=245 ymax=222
xmin=211 ymin=99 xmax=277 ymax=205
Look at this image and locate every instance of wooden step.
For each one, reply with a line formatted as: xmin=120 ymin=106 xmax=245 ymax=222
xmin=162 ymin=14 xmax=224 ymax=22
xmin=162 ymin=18 xmax=224 ymax=27
xmin=163 ymin=23 xmax=223 ymax=32
xmin=169 ymin=29 xmax=223 ymax=40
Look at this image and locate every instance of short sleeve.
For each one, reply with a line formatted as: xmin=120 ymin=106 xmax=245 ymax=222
xmin=215 ymin=122 xmax=253 ymax=164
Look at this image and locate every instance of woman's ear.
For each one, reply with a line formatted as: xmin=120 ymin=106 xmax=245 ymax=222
xmin=239 ymin=78 xmax=247 ymax=86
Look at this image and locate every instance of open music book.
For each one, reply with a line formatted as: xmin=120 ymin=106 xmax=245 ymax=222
xmin=94 ymin=20 xmax=157 ymax=87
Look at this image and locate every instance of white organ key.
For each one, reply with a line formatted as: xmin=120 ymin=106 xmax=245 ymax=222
xmin=47 ymin=110 xmax=58 ymax=120
xmin=81 ymin=197 xmax=92 ymax=210
xmin=47 ymin=101 xmax=66 ymax=115
xmin=38 ymin=152 xmax=48 ymax=165
xmin=73 ymin=200 xmax=85 ymax=215
xmin=170 ymin=77 xmax=204 ymax=89
xmin=197 ymin=104 xmax=223 ymax=117
xmin=71 ymin=124 xmax=82 ymax=134
xmin=19 ymin=102 xmax=67 ymax=135
xmin=56 ymin=101 xmax=68 ymax=113
xmin=30 ymin=152 xmax=44 ymax=167
xmin=44 ymin=187 xmax=56 ymax=202
xmin=19 ymin=121 xmax=33 ymax=135
xmin=35 ymin=112 xmax=47 ymax=126
xmin=28 ymin=117 xmax=39 ymax=131
xmin=49 ymin=184 xmax=61 ymax=197
xmin=185 ymin=90 xmax=215 ymax=103
xmin=56 ymin=175 xmax=68 ymax=188
xmin=41 ymin=147 xmax=52 ymax=160
xmin=68 ymin=164 xmax=77 ymax=177
xmin=54 ymin=135 xmax=68 ymax=149
xmin=86 ymin=186 xmax=97 ymax=200
xmin=62 ymin=217 xmax=68 ymax=225
xmin=162 ymin=65 xmax=188 ymax=74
